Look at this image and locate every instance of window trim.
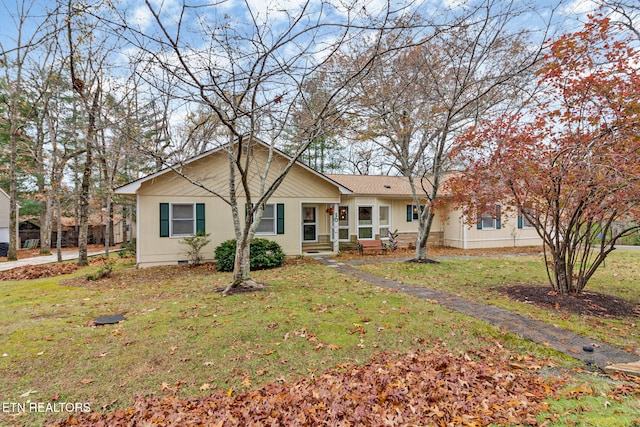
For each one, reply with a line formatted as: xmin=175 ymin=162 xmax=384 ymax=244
xmin=255 ymin=203 xmax=277 ymax=235
xmin=406 ymin=204 xmax=423 ymax=222
xmin=518 ymin=207 xmax=535 ymax=229
xmin=477 ymin=204 xmax=501 ymax=230
xmin=170 ymin=202 xmax=196 ymax=237
xmin=357 ymin=204 xmax=374 ymax=240
xmin=337 ymin=205 xmax=350 ymax=242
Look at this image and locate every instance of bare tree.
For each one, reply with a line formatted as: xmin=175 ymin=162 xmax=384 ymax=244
xmin=0 ymin=0 xmax=58 ymax=259
xmin=344 ymin=0 xmax=557 ymax=262
xmin=65 ymin=0 xmax=119 ymax=265
xmin=112 ymin=0 xmax=423 ymax=292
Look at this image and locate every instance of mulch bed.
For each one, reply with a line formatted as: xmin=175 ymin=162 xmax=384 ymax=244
xmin=499 ymin=285 xmax=640 ymax=318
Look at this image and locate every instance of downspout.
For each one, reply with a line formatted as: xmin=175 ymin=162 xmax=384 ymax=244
xmin=136 ymin=193 xmax=141 ymax=266
xmin=462 ymin=216 xmax=467 ymax=250
xmin=332 ymin=203 xmax=339 ymax=253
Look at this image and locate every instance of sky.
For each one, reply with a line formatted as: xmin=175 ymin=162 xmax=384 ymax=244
xmin=0 ymin=0 xmax=604 ymax=51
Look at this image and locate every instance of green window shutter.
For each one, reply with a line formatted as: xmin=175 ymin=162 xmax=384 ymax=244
xmin=276 ymin=203 xmax=285 ymax=234
xmin=406 ymin=205 xmax=413 ymax=222
xmin=517 ymin=213 xmax=523 ymax=229
xmin=160 ymin=203 xmax=170 ymax=237
xmin=477 ymin=214 xmax=483 ymax=230
xmin=496 ymin=205 xmax=502 ymax=229
xmin=196 ymin=203 xmax=205 ymax=233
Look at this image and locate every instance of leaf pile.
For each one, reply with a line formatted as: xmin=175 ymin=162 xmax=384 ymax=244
xmin=50 ymin=348 xmax=559 ymax=426
xmin=0 ymin=263 xmax=79 ymax=281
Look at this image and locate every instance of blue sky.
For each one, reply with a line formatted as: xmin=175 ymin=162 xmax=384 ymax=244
xmin=0 ymin=0 xmax=604 ymax=52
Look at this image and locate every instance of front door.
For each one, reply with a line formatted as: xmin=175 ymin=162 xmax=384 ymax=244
xmin=302 ymin=206 xmax=317 ymax=242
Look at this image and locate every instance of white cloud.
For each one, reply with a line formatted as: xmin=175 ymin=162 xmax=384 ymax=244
xmin=560 ymin=0 xmax=599 ymax=17
xmin=130 ymin=5 xmax=155 ymax=32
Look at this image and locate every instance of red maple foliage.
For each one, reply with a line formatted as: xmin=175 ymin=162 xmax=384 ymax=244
xmin=48 ymin=348 xmax=559 ymax=426
xmin=448 ymin=14 xmax=640 ymax=295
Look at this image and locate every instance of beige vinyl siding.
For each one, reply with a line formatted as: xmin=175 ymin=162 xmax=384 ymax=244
xmin=134 ymin=147 xmax=342 ymax=267
xmin=0 ymin=192 xmax=9 ymax=229
xmin=442 ymin=208 xmax=542 ymax=249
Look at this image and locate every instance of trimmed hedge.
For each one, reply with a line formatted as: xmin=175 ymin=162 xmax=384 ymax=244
xmin=214 ymin=238 xmax=286 ymax=272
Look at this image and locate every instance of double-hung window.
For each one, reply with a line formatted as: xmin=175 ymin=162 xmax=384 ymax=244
xmin=249 ymin=203 xmax=285 ymax=235
xmin=477 ymin=204 xmax=501 ymax=230
xmin=518 ymin=207 xmax=535 ymax=229
xmin=160 ymin=203 xmax=205 ymax=237
xmin=256 ymin=204 xmax=276 ymax=234
xmin=172 ymin=203 xmax=195 ymax=236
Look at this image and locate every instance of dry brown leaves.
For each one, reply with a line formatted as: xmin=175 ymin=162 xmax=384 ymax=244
xmin=49 ymin=347 xmax=559 ymax=427
xmin=0 ymin=263 xmax=79 ymax=281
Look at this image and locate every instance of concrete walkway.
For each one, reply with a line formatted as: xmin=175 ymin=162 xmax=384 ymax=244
xmin=0 ymin=250 xmax=109 ymax=271
xmin=314 ymin=256 xmax=639 ymax=373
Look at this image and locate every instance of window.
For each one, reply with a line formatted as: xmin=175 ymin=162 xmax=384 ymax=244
xmin=518 ymin=207 xmax=535 ymax=229
xmin=358 ymin=206 xmax=373 ymax=239
xmin=257 ymin=204 xmax=276 ymax=234
xmin=477 ymin=205 xmax=501 ymax=230
xmin=172 ymin=203 xmax=195 ymax=236
xmin=338 ymin=206 xmax=349 ymax=241
xmin=406 ymin=204 xmax=423 ymax=222
xmin=249 ymin=203 xmax=285 ymax=235
xmin=160 ymin=203 xmax=205 ymax=237
xmin=379 ymin=205 xmax=390 ymax=239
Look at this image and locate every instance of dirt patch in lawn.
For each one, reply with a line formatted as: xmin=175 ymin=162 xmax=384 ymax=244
xmin=500 ymin=285 xmax=640 ymax=318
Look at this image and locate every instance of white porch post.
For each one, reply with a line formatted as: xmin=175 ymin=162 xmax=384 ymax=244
xmin=332 ymin=203 xmax=339 ymax=253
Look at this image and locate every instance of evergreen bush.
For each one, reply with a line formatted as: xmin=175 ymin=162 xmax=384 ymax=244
xmin=214 ymin=238 xmax=285 ymax=272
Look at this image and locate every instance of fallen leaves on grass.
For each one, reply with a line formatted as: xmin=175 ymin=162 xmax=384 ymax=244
xmin=0 ymin=263 xmax=78 ymax=281
xmin=49 ymin=347 xmax=560 ymax=426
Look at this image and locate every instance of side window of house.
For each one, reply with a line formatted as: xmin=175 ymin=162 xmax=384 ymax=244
xmin=406 ymin=204 xmax=422 ymax=222
xmin=252 ymin=203 xmax=285 ymax=235
xmin=160 ymin=203 xmax=205 ymax=237
xmin=518 ymin=207 xmax=535 ymax=228
xmin=477 ymin=204 xmax=501 ymax=230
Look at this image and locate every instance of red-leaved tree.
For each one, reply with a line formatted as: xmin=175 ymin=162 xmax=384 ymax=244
xmin=448 ymin=14 xmax=640 ymax=295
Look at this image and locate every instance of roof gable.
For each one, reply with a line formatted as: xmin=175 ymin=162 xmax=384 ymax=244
xmin=115 ymin=140 xmax=351 ymax=195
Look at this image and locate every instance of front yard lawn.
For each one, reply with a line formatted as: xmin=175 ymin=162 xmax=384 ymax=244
xmin=0 ymin=253 xmax=639 ymax=426
xmin=358 ymin=249 xmax=640 ymax=353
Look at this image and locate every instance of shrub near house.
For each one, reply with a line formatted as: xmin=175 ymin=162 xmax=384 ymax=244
xmin=215 ymin=239 xmax=286 ymax=272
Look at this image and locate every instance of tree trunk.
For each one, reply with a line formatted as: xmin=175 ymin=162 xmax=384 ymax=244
xmin=104 ymin=193 xmax=112 ymax=257
xmin=77 ymin=148 xmax=91 ymax=266
xmin=56 ymin=193 xmax=63 ymax=262
xmin=551 ymin=254 xmax=572 ymax=295
xmin=413 ymin=210 xmax=438 ymax=263
xmin=224 ymin=238 xmax=264 ymax=294
xmin=40 ymin=194 xmax=54 ymax=254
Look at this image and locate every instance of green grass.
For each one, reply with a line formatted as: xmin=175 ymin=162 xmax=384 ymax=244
xmin=359 ymin=250 xmax=640 ymax=352
xmin=0 ymin=254 xmax=638 ymax=426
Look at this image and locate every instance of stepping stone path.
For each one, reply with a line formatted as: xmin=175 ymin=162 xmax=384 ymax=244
xmin=314 ymin=256 xmax=640 ymax=375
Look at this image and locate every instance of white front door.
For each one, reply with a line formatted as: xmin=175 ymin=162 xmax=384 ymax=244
xmin=302 ymin=206 xmax=317 ymax=242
